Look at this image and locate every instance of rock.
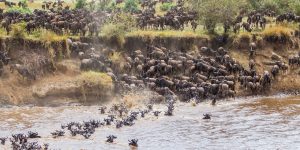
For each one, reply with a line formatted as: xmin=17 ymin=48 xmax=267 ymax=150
xmin=271 ymin=52 xmax=282 ymax=61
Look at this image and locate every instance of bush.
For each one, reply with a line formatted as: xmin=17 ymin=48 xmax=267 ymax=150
xmin=101 ymin=12 xmax=135 ymax=45
xmin=97 ymin=0 xmax=115 ymax=11
xmin=10 ymin=23 xmax=26 ymax=38
xmin=160 ymin=2 xmax=174 ymax=11
xmin=289 ymin=1 xmax=300 ymax=16
xmin=101 ymin=23 xmax=126 ymax=46
xmin=261 ymin=0 xmax=279 ymax=13
xmin=123 ymin=0 xmax=139 ymax=13
xmin=75 ymin=0 xmax=87 ymax=9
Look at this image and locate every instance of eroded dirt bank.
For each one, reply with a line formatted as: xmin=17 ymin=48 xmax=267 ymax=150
xmin=0 ymin=35 xmax=299 ymax=105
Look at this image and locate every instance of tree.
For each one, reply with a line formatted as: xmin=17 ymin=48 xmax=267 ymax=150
xmin=260 ymin=0 xmax=280 ymax=13
xmin=247 ymin=0 xmax=262 ymax=10
xmin=123 ymin=0 xmax=139 ymax=13
xmin=289 ymin=0 xmax=300 ymax=15
xmin=75 ymin=0 xmax=87 ymax=9
xmin=186 ymin=0 xmax=247 ymax=33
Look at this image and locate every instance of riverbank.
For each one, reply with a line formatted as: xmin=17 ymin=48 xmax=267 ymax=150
xmin=0 ymin=32 xmax=299 ymax=105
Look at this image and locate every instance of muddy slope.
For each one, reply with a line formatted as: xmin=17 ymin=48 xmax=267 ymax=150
xmin=0 ymin=35 xmax=299 ymax=105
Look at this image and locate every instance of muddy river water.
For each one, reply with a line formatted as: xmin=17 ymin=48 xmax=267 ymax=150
xmin=0 ymin=95 xmax=299 ymax=150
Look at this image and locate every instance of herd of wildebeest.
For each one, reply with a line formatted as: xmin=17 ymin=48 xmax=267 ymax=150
xmin=135 ymin=0 xmax=300 ymax=33
xmin=0 ymin=100 xmax=178 ymax=149
xmin=0 ymin=0 xmax=104 ymax=36
xmin=69 ymin=37 xmax=300 ymax=102
xmin=0 ymin=0 xmax=299 ymax=36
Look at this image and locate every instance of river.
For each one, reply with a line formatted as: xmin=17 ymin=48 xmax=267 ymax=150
xmin=0 ymin=95 xmax=299 ymax=150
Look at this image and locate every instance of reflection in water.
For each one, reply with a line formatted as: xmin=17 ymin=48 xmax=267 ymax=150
xmin=0 ymin=96 xmax=299 ymax=149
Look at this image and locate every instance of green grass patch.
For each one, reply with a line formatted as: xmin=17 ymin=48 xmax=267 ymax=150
xmin=160 ymin=2 xmax=175 ymax=12
xmin=6 ymin=6 xmax=32 ymax=14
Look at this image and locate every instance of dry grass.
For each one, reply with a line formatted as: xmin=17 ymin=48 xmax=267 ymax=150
xmin=77 ymin=71 xmax=113 ymax=89
xmin=229 ymin=50 xmax=249 ymax=68
xmin=77 ymin=71 xmax=113 ymax=102
xmin=0 ymin=27 xmax=8 ymax=37
xmin=10 ymin=23 xmax=26 ymax=38
xmin=233 ymin=32 xmax=252 ymax=43
xmin=109 ymin=51 xmax=123 ymax=64
xmin=126 ymin=29 xmax=205 ymax=38
xmin=26 ymin=29 xmax=68 ymax=42
xmin=109 ymin=51 xmax=126 ymax=72
xmin=232 ymin=32 xmax=253 ymax=49
xmin=262 ymin=26 xmax=293 ymax=39
xmin=272 ymin=73 xmax=300 ymax=92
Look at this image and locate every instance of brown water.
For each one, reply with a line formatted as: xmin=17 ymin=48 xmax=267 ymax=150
xmin=0 ymin=95 xmax=299 ymax=150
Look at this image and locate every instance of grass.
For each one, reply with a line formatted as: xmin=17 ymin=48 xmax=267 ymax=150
xmin=262 ymin=25 xmax=293 ymax=38
xmin=28 ymin=29 xmax=68 ymax=42
xmin=5 ymin=26 xmax=79 ymax=43
xmin=77 ymin=71 xmax=113 ymax=89
xmin=126 ymin=29 xmax=206 ymax=38
xmin=109 ymin=51 xmax=123 ymax=63
xmin=262 ymin=25 xmax=293 ymax=44
xmin=0 ymin=27 xmax=8 ymax=37
xmin=10 ymin=22 xmax=27 ymax=38
xmin=109 ymin=51 xmax=126 ymax=71
xmin=232 ymin=31 xmax=252 ymax=45
xmin=229 ymin=50 xmax=249 ymax=68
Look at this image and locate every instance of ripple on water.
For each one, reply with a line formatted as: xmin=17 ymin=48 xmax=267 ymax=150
xmin=0 ymin=96 xmax=300 ymax=149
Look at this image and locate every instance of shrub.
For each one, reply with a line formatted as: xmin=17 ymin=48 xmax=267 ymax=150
xmin=97 ymin=0 xmax=115 ymax=11
xmin=101 ymin=12 xmax=135 ymax=43
xmin=101 ymin=23 xmax=126 ymax=46
xmin=10 ymin=23 xmax=26 ymax=38
xmin=160 ymin=2 xmax=174 ymax=11
xmin=289 ymin=1 xmax=300 ymax=16
xmin=261 ymin=0 xmax=279 ymax=13
xmin=75 ymin=0 xmax=87 ymax=9
xmin=123 ymin=0 xmax=139 ymax=13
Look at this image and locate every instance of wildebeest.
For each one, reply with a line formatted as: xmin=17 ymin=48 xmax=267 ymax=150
xmin=10 ymin=64 xmax=36 ymax=80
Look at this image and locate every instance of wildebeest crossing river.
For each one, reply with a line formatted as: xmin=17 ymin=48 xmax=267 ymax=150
xmin=0 ymin=95 xmax=299 ymax=150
